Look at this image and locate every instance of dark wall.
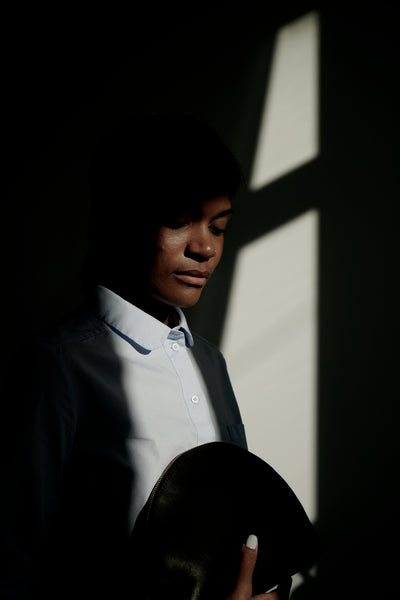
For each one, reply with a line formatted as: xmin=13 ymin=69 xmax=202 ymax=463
xmin=5 ymin=4 xmax=394 ymax=598
xmin=315 ymin=8 xmax=394 ymax=598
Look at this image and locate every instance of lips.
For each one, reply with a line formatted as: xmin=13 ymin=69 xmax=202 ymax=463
xmin=174 ymin=269 xmax=210 ymax=287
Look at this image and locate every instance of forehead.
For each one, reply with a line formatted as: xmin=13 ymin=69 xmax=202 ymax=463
xmin=169 ymin=195 xmax=233 ymax=220
xmin=200 ymin=195 xmax=232 ymax=214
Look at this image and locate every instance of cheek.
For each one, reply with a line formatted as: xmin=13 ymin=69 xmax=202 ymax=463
xmin=156 ymin=230 xmax=187 ymax=263
xmin=157 ymin=227 xmax=187 ymax=249
xmin=147 ymin=235 xmax=182 ymax=280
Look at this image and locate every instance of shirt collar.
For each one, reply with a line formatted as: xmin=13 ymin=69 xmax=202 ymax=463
xmin=93 ymin=285 xmax=194 ymax=351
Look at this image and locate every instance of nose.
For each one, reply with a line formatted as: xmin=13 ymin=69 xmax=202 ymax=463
xmin=184 ymin=224 xmax=216 ymax=262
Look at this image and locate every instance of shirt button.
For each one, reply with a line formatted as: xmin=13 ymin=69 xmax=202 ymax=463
xmin=191 ymin=395 xmax=200 ymax=404
xmin=172 ymin=342 xmax=180 ymax=351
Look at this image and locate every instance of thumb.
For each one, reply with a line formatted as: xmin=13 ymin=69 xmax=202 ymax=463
xmin=228 ymin=534 xmax=258 ymax=599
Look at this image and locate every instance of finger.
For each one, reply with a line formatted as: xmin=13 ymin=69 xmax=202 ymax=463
xmin=227 ymin=534 xmax=258 ymax=599
xmin=237 ymin=534 xmax=258 ymax=595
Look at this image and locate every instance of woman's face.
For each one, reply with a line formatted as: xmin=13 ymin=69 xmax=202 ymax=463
xmin=145 ymin=195 xmax=233 ymax=308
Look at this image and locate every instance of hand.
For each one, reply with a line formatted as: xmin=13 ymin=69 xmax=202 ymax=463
xmin=226 ymin=535 xmax=280 ymax=600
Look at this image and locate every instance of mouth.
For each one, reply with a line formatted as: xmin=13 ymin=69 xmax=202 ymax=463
xmin=174 ymin=270 xmax=210 ymax=287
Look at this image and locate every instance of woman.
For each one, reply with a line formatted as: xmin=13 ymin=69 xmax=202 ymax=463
xmin=1 ymin=115 xmax=287 ymax=599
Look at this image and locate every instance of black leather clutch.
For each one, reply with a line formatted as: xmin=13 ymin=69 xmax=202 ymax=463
xmin=129 ymin=442 xmax=320 ymax=600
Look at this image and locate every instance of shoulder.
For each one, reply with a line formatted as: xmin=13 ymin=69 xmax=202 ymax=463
xmin=37 ymin=306 xmax=109 ymax=349
xmin=32 ymin=305 xmax=113 ymax=392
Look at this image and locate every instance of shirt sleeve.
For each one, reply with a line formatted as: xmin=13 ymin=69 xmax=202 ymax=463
xmin=0 ymin=339 xmax=78 ymax=599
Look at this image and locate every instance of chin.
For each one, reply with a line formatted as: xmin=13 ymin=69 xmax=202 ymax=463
xmin=178 ymin=298 xmax=201 ymax=309
xmin=171 ymin=289 xmax=204 ymax=309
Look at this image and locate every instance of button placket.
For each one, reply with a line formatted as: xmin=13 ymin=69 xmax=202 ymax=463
xmin=165 ymin=332 xmax=215 ymax=442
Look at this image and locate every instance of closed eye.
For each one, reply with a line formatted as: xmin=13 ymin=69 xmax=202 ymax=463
xmin=166 ymin=219 xmax=190 ymax=230
xmin=209 ymin=225 xmax=228 ymax=236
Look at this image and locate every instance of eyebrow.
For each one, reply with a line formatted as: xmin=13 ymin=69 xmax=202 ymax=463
xmin=211 ymin=208 xmax=234 ymax=220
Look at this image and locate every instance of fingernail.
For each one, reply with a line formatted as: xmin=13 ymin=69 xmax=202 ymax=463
xmin=245 ymin=534 xmax=257 ymax=549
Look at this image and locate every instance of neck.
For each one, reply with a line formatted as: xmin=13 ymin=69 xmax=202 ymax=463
xmin=138 ymin=297 xmax=179 ymax=327
xmin=136 ymin=296 xmax=180 ymax=328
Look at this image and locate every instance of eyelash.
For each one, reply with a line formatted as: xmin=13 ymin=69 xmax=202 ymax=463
xmin=168 ymin=220 xmax=189 ymax=230
xmin=210 ymin=226 xmax=227 ymax=236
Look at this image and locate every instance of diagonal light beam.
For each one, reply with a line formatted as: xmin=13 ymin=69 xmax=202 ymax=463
xmin=249 ymin=11 xmax=319 ymax=190
xmin=222 ymin=11 xmax=320 ymax=527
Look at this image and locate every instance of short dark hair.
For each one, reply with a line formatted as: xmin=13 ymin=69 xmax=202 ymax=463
xmin=89 ymin=113 xmax=242 ymax=217
xmin=85 ymin=114 xmax=242 ymax=287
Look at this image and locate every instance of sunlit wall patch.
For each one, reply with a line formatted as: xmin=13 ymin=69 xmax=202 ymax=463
xmin=221 ymin=210 xmax=319 ymax=523
xmin=249 ymin=11 xmax=319 ymax=190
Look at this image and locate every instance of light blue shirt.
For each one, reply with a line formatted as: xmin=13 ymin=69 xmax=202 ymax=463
xmin=94 ymin=285 xmax=221 ymax=526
